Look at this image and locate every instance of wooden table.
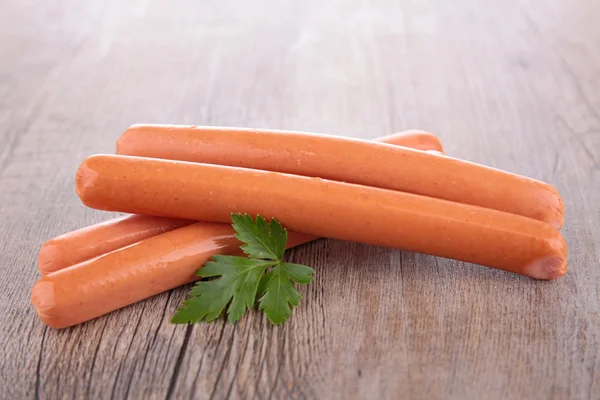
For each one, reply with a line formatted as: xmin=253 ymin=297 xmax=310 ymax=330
xmin=1 ymin=1 xmax=598 ymax=399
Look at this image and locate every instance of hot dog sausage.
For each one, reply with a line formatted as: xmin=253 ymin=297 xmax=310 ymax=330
xmin=39 ymin=130 xmax=444 ymax=274
xmin=75 ymin=155 xmax=568 ymax=279
xmin=31 ymin=222 xmax=314 ymax=328
xmin=118 ymin=125 xmax=445 ymax=155
xmin=116 ymin=125 xmax=563 ymax=227
xmin=38 ymin=215 xmax=193 ymax=274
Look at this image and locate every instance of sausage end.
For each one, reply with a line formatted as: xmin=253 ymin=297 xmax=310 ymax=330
xmin=31 ymin=279 xmax=66 ymax=329
xmin=538 ymin=184 xmax=565 ymax=229
xmin=75 ymin=155 xmax=104 ymax=209
xmin=551 ymin=194 xmax=565 ymax=229
xmin=524 ymin=256 xmax=567 ymax=280
xmin=38 ymin=241 xmax=60 ymax=275
xmin=116 ymin=128 xmax=137 ymax=155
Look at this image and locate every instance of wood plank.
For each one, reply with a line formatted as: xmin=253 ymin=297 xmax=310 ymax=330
xmin=0 ymin=0 xmax=598 ymax=399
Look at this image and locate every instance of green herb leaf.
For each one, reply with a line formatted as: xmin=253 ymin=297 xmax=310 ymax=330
xmin=172 ymin=214 xmax=314 ymax=325
xmin=231 ymin=214 xmax=287 ymax=260
xmin=171 ymin=256 xmax=274 ymax=324
xmin=258 ymin=262 xmax=315 ymax=324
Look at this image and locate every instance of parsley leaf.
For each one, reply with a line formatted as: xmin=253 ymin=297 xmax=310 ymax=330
xmin=231 ymin=214 xmax=287 ymax=260
xmin=171 ymin=256 xmax=273 ymax=324
xmin=258 ymin=262 xmax=315 ymax=324
xmin=171 ymin=214 xmax=314 ymax=325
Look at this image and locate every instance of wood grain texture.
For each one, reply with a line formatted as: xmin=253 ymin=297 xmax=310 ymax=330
xmin=0 ymin=0 xmax=598 ymax=399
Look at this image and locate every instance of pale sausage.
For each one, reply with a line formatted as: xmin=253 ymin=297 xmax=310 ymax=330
xmin=38 ymin=215 xmax=193 ymax=274
xmin=75 ymin=155 xmax=568 ymax=279
xmin=116 ymin=125 xmax=563 ymax=227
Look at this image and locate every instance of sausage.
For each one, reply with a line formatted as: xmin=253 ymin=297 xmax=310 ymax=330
xmin=118 ymin=125 xmax=445 ymax=155
xmin=38 ymin=215 xmax=193 ymax=275
xmin=75 ymin=155 xmax=568 ymax=279
xmin=116 ymin=125 xmax=563 ymax=227
xmin=38 ymin=130 xmax=444 ymax=274
xmin=31 ymin=222 xmax=315 ymax=328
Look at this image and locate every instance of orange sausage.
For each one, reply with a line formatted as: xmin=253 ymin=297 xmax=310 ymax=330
xmin=76 ymin=155 xmax=568 ymax=279
xmin=31 ymin=222 xmax=314 ymax=328
xmin=38 ymin=215 xmax=193 ymax=275
xmin=37 ymin=130 xmax=444 ymax=274
xmin=116 ymin=125 xmax=562 ymax=227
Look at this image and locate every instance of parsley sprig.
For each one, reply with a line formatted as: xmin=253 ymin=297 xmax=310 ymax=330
xmin=171 ymin=214 xmax=315 ymax=325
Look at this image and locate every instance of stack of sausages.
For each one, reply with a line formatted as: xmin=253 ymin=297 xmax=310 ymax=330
xmin=31 ymin=126 xmax=567 ymax=329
